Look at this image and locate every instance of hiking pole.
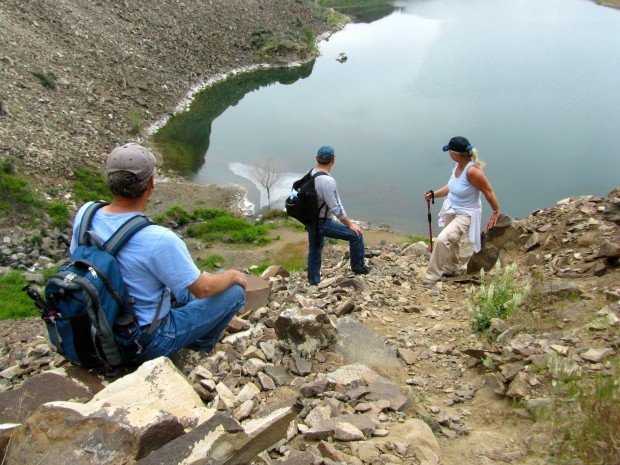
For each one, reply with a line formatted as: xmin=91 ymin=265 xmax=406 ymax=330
xmin=425 ymin=190 xmax=435 ymax=252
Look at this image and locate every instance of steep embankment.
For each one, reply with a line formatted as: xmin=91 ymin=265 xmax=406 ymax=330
xmin=0 ymin=0 xmax=330 ymax=186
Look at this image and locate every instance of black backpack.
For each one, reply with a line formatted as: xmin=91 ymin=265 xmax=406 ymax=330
xmin=285 ymin=170 xmax=328 ymax=226
xmin=25 ymin=201 xmax=155 ymax=373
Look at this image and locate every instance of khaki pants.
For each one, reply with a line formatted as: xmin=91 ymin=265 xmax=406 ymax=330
xmin=425 ymin=214 xmax=471 ymax=283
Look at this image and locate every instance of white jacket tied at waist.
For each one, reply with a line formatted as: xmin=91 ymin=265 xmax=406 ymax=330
xmin=437 ymin=198 xmax=482 ymax=253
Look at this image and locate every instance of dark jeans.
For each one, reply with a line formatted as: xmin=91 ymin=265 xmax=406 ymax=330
xmin=306 ymin=219 xmax=365 ymax=285
xmin=137 ymin=285 xmax=245 ymax=362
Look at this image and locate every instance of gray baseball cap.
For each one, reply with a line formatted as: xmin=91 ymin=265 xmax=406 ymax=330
xmin=105 ymin=143 xmax=156 ymax=182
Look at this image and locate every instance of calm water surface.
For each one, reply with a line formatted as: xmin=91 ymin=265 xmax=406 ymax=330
xmin=154 ymin=0 xmax=620 ymax=234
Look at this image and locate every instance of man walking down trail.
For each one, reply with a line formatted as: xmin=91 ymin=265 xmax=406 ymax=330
xmin=69 ymin=143 xmax=247 ymax=362
xmin=306 ymin=146 xmax=371 ymax=285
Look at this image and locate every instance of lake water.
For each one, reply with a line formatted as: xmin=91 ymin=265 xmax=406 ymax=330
xmin=154 ymin=0 xmax=620 ymax=234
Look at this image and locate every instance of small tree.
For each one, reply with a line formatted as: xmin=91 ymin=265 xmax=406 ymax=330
xmin=250 ymin=155 xmax=284 ymax=210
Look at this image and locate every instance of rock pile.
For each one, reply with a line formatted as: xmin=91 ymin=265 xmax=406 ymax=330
xmin=0 ymin=189 xmax=618 ymax=464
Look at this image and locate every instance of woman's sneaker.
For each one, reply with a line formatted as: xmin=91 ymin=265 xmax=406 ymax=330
xmin=353 ymin=266 xmax=372 ymax=275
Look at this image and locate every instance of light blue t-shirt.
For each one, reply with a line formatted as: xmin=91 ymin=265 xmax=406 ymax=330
xmin=70 ymin=202 xmax=200 ymax=326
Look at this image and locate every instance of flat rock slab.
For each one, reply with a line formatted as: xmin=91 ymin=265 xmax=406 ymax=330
xmin=0 ymin=371 xmax=94 ymax=424
xmin=389 ymin=419 xmax=441 ymax=465
xmin=244 ymin=274 xmax=271 ymax=313
xmin=137 ymin=404 xmax=301 ymax=465
xmin=304 ymin=413 xmax=378 ymax=440
xmin=364 ymin=378 xmax=410 ymax=411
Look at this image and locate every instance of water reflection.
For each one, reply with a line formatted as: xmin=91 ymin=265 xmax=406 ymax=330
xmin=325 ymin=0 xmax=398 ymax=22
xmin=153 ymin=60 xmax=315 ymax=177
xmin=153 ymin=0 xmax=620 ymax=233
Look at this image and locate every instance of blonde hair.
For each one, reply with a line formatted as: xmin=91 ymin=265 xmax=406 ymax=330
xmin=468 ymin=148 xmax=485 ymax=169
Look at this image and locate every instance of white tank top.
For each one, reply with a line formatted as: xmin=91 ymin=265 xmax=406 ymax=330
xmin=447 ymin=161 xmax=481 ymax=209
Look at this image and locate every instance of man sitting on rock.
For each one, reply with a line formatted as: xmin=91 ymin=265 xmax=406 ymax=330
xmin=306 ymin=145 xmax=371 ymax=285
xmin=69 ymin=143 xmax=247 ymax=361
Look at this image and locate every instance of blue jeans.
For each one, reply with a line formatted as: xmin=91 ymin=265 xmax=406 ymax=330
xmin=137 ymin=284 xmax=245 ymax=362
xmin=307 ymin=219 xmax=365 ymax=285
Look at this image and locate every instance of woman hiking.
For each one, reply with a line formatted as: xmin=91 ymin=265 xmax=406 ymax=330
xmin=423 ymin=136 xmax=501 ymax=286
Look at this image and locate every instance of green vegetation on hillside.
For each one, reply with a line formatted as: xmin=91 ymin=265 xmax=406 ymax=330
xmin=29 ymin=69 xmax=57 ymax=89
xmin=0 ymin=157 xmax=40 ymax=214
xmin=197 ymin=254 xmax=225 ymax=271
xmin=317 ymin=0 xmax=396 ymax=22
xmin=0 ymin=265 xmax=60 ymax=321
xmin=297 ymin=0 xmax=349 ymax=28
xmin=155 ymin=206 xmax=273 ymax=245
xmin=0 ymin=272 xmax=38 ymax=320
xmin=0 ymin=156 xmax=71 ymax=227
xmin=72 ymin=167 xmax=110 ymax=203
xmin=250 ymin=26 xmax=318 ymax=63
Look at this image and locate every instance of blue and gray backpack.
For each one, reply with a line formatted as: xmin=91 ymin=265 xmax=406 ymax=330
xmin=27 ymin=201 xmax=153 ymax=371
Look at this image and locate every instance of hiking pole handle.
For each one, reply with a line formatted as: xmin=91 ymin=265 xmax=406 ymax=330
xmin=22 ymin=285 xmax=57 ymax=320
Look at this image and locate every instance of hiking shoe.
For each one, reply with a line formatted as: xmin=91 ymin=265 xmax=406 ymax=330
xmin=353 ymin=266 xmax=372 ymax=275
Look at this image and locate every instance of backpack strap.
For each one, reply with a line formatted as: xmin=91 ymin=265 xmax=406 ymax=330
xmin=311 ymin=171 xmax=329 ymax=221
xmin=78 ymin=201 xmax=109 ymax=247
xmin=103 ymin=215 xmax=153 ymax=256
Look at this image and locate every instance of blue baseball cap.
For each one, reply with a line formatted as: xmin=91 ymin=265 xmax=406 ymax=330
xmin=317 ymin=145 xmax=335 ymax=162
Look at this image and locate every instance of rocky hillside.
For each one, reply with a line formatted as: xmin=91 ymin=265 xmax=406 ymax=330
xmin=0 ymin=0 xmax=331 ymax=184
xmin=1 ymin=190 xmax=617 ymax=464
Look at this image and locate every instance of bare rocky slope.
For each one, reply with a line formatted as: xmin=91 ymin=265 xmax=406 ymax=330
xmin=0 ymin=0 xmax=330 ymax=185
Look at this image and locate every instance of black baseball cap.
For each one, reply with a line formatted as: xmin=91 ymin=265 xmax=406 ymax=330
xmin=442 ymin=136 xmax=472 ymax=153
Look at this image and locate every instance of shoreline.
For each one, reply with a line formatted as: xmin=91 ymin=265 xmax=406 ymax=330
xmin=146 ymin=31 xmax=337 ymax=136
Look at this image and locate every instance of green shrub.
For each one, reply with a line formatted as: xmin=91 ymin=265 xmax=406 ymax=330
xmin=0 ymin=272 xmax=38 ymax=320
xmin=466 ymin=262 xmax=530 ymax=334
xmin=125 ymin=109 xmax=144 ymax=135
xmin=541 ymin=358 xmax=619 ymax=465
xmin=46 ymin=201 xmax=70 ymax=228
xmin=30 ymin=233 xmax=43 ymax=246
xmin=197 ymin=254 xmax=225 ymax=270
xmin=258 ymin=210 xmax=306 ymax=231
xmin=73 ymin=167 xmax=109 ymax=203
xmin=260 ymin=209 xmax=288 ymax=221
xmin=250 ymin=27 xmax=318 ymax=63
xmin=0 ymin=167 xmax=40 ymax=213
xmin=0 ymin=156 xmax=16 ymax=175
xmin=192 ymin=208 xmax=228 ymax=221
xmin=154 ymin=205 xmax=193 ymax=227
xmin=30 ymin=70 xmax=56 ymax=89
xmin=250 ymin=262 xmax=270 ymax=275
xmin=187 ymin=214 xmax=272 ymax=245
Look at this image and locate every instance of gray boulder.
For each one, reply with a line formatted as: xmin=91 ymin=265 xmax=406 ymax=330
xmin=274 ymin=308 xmax=337 ymax=355
xmin=5 ymin=357 xmax=216 ymax=464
